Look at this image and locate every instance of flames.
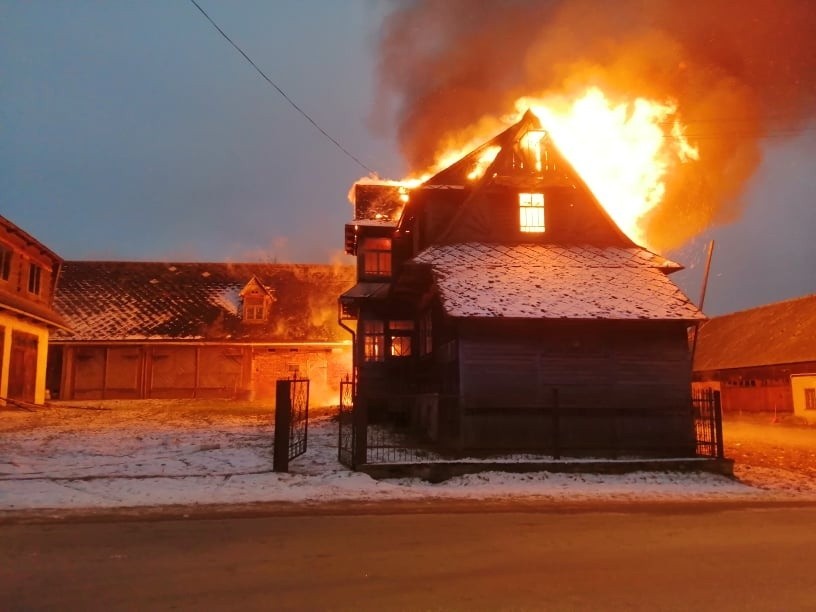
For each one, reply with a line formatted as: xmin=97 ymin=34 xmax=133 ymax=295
xmin=519 ymin=87 xmax=698 ymax=245
xmin=354 ymin=87 xmax=698 ymax=247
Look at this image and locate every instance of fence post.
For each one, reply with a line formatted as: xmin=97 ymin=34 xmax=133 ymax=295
xmin=551 ymin=388 xmax=561 ymax=460
xmin=273 ymin=379 xmax=292 ymax=472
xmin=352 ymin=395 xmax=368 ymax=468
xmin=713 ymin=390 xmax=725 ymax=459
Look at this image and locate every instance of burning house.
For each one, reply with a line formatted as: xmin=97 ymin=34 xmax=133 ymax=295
xmin=340 ymin=111 xmax=706 ymax=461
xmin=49 ymin=262 xmax=354 ymax=404
xmin=0 ymin=215 xmax=70 ymax=405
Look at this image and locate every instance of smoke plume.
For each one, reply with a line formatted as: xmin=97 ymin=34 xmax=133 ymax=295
xmin=373 ymin=0 xmax=816 ymax=250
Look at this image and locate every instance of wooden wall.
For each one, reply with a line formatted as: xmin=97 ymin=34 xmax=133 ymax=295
xmin=695 ymin=362 xmax=816 ymax=414
xmin=456 ymin=320 xmax=695 ymax=454
xmin=54 ymin=343 xmax=352 ymax=404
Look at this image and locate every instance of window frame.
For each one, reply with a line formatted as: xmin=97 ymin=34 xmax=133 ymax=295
xmin=27 ymin=263 xmax=42 ymax=295
xmin=242 ymin=296 xmax=267 ymax=322
xmin=360 ymin=237 xmax=392 ymax=279
xmin=388 ymin=320 xmax=414 ymax=358
xmin=519 ymin=192 xmax=546 ymax=233
xmin=805 ymin=388 xmax=816 ymax=411
xmin=361 ymin=320 xmax=385 ymax=362
xmin=0 ymin=246 xmax=11 ymax=282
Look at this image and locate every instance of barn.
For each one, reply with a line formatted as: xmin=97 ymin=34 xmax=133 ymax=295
xmin=340 ymin=111 xmax=706 ymax=461
xmin=693 ymin=294 xmax=816 ymax=422
xmin=0 ymin=215 xmax=70 ymax=405
xmin=49 ymin=261 xmax=354 ymax=404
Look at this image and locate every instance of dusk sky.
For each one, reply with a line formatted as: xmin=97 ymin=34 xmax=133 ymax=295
xmin=2 ymin=1 xmax=814 ymax=316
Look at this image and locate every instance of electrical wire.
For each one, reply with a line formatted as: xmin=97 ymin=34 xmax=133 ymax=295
xmin=188 ymin=0 xmax=375 ymax=174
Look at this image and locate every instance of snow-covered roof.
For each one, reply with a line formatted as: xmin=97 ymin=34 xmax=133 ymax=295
xmin=412 ymin=243 xmax=703 ymax=321
xmin=694 ymin=294 xmax=816 ymax=370
xmin=54 ymin=262 xmax=355 ymax=342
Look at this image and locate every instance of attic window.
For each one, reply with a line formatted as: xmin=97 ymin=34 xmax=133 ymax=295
xmin=519 ymin=193 xmax=545 ymax=233
xmin=243 ymin=296 xmax=267 ymax=322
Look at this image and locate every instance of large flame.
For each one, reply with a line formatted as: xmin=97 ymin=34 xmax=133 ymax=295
xmin=520 ymin=87 xmax=698 ymax=245
xmin=355 ymin=87 xmax=698 ymax=247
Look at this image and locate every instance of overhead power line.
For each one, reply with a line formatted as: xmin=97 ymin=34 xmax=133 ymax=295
xmin=188 ymin=0 xmax=375 ymax=174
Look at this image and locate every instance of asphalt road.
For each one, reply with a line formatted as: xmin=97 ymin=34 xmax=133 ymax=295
xmin=3 ymin=504 xmax=816 ymax=611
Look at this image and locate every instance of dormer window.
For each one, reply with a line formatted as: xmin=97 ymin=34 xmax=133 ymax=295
xmin=360 ymin=237 xmax=392 ymax=279
xmin=239 ymin=276 xmax=275 ymax=323
xmin=519 ymin=192 xmax=545 ymax=233
xmin=243 ymin=296 xmax=266 ymax=321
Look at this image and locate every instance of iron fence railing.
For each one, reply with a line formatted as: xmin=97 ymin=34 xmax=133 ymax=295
xmin=337 ymin=386 xmax=725 ymax=467
xmin=692 ymin=387 xmax=724 ymax=459
xmin=273 ymin=377 xmax=310 ymax=472
xmin=338 ymin=379 xmax=355 ymax=468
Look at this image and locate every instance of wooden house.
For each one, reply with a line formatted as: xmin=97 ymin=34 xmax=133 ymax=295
xmin=49 ymin=262 xmax=354 ymax=404
xmin=340 ymin=112 xmax=705 ymax=457
xmin=0 ymin=215 xmax=70 ymax=405
xmin=693 ymin=294 xmax=816 ymax=421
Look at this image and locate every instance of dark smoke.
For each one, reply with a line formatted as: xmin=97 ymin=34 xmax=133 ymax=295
xmin=373 ymin=0 xmax=816 ymax=250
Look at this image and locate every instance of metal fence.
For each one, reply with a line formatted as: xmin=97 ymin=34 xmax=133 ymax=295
xmin=692 ymin=387 xmax=725 ymax=459
xmin=338 ymin=379 xmax=355 ymax=468
xmin=338 ymin=386 xmax=725 ymax=467
xmin=273 ymin=377 xmax=310 ymax=472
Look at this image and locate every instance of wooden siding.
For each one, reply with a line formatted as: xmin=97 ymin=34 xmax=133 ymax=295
xmin=457 ymin=320 xmax=694 ymax=453
xmin=56 ymin=343 xmax=351 ymax=403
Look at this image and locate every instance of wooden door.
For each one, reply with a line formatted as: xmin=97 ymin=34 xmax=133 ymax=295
xmin=8 ymin=331 xmax=38 ymax=403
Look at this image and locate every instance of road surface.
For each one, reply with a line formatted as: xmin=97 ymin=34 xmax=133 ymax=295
xmin=3 ymin=503 xmax=816 ymax=611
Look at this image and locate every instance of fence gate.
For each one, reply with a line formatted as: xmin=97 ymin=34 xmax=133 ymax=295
xmin=692 ymin=388 xmax=724 ymax=459
xmin=337 ymin=378 xmax=355 ymax=468
xmin=273 ymin=378 xmax=310 ymax=472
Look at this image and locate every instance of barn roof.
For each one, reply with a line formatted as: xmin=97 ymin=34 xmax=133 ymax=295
xmin=53 ymin=261 xmax=355 ymax=343
xmin=411 ymin=243 xmax=702 ymax=321
xmin=694 ymin=294 xmax=816 ymax=371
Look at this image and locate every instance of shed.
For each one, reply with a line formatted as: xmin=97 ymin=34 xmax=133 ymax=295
xmin=693 ymin=294 xmax=816 ymax=421
xmin=50 ymin=261 xmax=355 ymax=405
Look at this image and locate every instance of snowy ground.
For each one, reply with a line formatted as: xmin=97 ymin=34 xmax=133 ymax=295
xmin=1 ymin=400 xmax=814 ymax=514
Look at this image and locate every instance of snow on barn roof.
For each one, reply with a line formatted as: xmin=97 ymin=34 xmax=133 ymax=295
xmin=53 ymin=261 xmax=355 ymax=342
xmin=412 ymin=243 xmax=703 ymax=321
xmin=694 ymin=294 xmax=816 ymax=371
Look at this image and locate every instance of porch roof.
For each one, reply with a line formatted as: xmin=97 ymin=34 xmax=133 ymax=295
xmin=411 ymin=243 xmax=703 ymax=321
xmin=340 ymin=282 xmax=391 ymax=301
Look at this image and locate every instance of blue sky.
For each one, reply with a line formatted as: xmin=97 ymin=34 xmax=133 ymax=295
xmin=2 ymin=1 xmax=814 ymax=315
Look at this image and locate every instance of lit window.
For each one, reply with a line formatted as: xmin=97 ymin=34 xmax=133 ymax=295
xmin=361 ymin=237 xmax=392 ymax=278
xmin=362 ymin=320 xmax=385 ymax=362
xmin=519 ymin=192 xmax=545 ymax=233
xmin=28 ymin=264 xmax=42 ymax=295
xmin=389 ymin=320 xmax=414 ymax=357
xmin=0 ymin=246 xmax=11 ymax=281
